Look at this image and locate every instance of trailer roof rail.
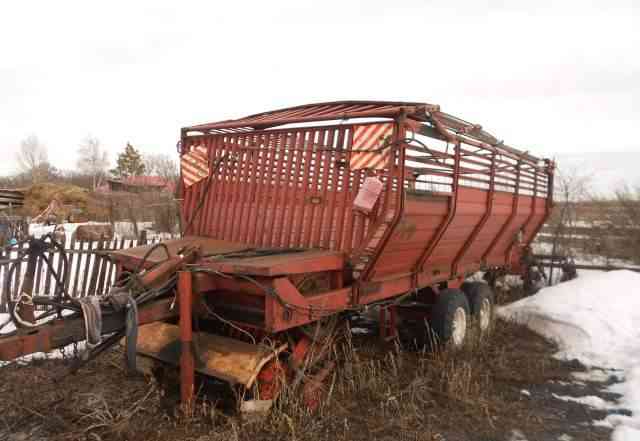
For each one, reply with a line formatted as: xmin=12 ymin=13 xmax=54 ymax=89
xmin=182 ymin=100 xmax=546 ymax=164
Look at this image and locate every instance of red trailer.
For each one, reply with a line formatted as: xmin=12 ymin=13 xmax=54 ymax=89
xmin=0 ymin=101 xmax=554 ymax=411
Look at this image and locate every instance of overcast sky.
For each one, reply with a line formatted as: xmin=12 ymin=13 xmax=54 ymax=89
xmin=1 ymin=0 xmax=637 ymax=176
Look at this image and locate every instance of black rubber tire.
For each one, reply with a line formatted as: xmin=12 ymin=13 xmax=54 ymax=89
xmin=460 ymin=281 xmax=494 ymax=332
xmin=429 ymin=289 xmax=470 ymax=347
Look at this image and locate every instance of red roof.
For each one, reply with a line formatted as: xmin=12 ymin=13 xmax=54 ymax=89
xmin=122 ymin=176 xmax=167 ymax=187
xmin=98 ymin=176 xmax=176 ymax=194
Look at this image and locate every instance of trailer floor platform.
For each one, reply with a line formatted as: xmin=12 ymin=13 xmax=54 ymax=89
xmin=109 ymin=235 xmax=345 ymax=276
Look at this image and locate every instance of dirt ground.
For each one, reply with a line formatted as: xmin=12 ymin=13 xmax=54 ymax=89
xmin=0 ymin=312 xmax=615 ymax=441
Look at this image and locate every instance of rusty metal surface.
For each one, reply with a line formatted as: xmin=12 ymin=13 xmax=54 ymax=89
xmin=182 ymin=101 xmax=545 ymax=165
xmin=180 ymin=122 xmax=396 ymax=269
xmin=183 ymin=101 xmax=435 ymax=133
xmin=109 ymin=236 xmax=248 ymax=267
xmin=0 ymin=298 xmax=177 ymax=361
xmin=178 ymin=271 xmax=195 ymax=404
xmin=180 ymin=102 xmax=552 ymax=286
xmin=136 ymin=321 xmax=286 ymax=388
xmin=203 ymin=249 xmax=344 ymax=276
xmin=171 ymin=101 xmax=555 ymax=334
xmin=140 ymin=100 xmax=556 ymax=339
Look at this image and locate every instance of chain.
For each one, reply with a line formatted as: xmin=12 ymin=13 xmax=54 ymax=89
xmin=58 ymin=341 xmax=81 ymax=362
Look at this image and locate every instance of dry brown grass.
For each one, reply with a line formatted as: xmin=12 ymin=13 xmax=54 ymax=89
xmin=218 ymin=318 xmax=573 ymax=441
xmin=21 ymin=182 xmax=90 ymax=219
xmin=0 ymin=316 xmax=605 ymax=441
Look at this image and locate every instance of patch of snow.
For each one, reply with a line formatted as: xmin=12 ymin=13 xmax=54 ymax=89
xmin=557 ymin=434 xmax=574 ymax=441
xmin=350 ymin=327 xmax=370 ymax=335
xmin=593 ymin=418 xmax=615 ymax=429
xmin=1 ymin=308 xmax=78 ymax=338
xmin=572 ymin=368 xmax=622 ymax=384
xmin=29 ymin=222 xmax=88 ymax=239
xmin=520 ymin=389 xmax=531 ymax=397
xmin=497 ymin=270 xmax=640 ymax=440
xmin=0 ymin=313 xmax=13 ymax=334
xmin=553 ymin=379 xmax=586 ymax=387
xmin=113 ymin=221 xmax=153 ymax=238
xmin=607 ymin=416 xmax=640 ymax=441
xmin=28 ymin=221 xmax=172 ymax=242
xmin=0 ymin=339 xmax=87 ymax=367
xmin=507 ymin=429 xmax=528 ymax=441
xmin=552 ymin=393 xmax=615 ymax=410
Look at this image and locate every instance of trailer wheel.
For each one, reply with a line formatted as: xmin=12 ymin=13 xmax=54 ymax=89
xmin=461 ymin=281 xmax=494 ymax=334
xmin=430 ymin=289 xmax=470 ymax=348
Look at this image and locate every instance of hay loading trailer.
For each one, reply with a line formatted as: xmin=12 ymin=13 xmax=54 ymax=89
xmin=108 ymin=101 xmax=554 ymax=406
xmin=0 ymin=101 xmax=554 ymax=410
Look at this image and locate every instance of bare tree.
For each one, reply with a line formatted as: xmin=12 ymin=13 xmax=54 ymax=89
xmin=611 ymin=184 xmax=640 ymax=263
xmin=143 ymin=153 xmax=180 ymax=231
xmin=546 ymin=165 xmax=593 ymax=283
xmin=143 ymin=153 xmax=178 ymax=182
xmin=16 ymin=135 xmax=49 ymax=183
xmin=77 ymin=136 xmax=109 ymax=190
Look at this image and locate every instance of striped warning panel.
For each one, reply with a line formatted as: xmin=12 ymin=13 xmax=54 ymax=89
xmin=181 ymin=145 xmax=210 ymax=187
xmin=349 ymin=123 xmax=394 ymax=170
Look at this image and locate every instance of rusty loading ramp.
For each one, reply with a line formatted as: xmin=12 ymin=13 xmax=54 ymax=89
xmin=135 ymin=322 xmax=286 ymax=389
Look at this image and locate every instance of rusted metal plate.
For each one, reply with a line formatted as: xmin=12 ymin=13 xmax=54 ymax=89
xmin=108 ymin=236 xmax=249 ymax=268
xmin=203 ymin=249 xmax=344 ymax=276
xmin=136 ymin=322 xmax=286 ymax=388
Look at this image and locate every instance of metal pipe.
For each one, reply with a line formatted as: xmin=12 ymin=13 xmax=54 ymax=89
xmin=482 ymin=159 xmax=522 ymax=264
xmin=414 ymin=141 xmax=462 ymax=275
xmin=178 ymin=270 xmax=194 ymax=406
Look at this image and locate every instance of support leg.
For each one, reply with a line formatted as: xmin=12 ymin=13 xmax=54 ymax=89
xmin=178 ymin=271 xmax=194 ymax=406
xmin=379 ymin=306 xmax=398 ymax=341
xmin=389 ymin=305 xmax=397 ymax=340
xmin=379 ymin=307 xmax=386 ymax=340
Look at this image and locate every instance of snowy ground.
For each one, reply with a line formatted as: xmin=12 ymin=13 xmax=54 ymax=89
xmin=531 ymin=241 xmax=640 ymax=270
xmin=498 ymin=270 xmax=640 ymax=441
xmin=28 ymin=221 xmax=172 ymax=241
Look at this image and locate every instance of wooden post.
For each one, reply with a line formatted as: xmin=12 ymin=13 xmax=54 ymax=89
xmin=139 ymin=229 xmax=148 ymax=245
xmin=88 ymin=237 xmax=104 ymax=296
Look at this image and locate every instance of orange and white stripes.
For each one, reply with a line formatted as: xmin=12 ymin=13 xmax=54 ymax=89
xmin=349 ymin=123 xmax=394 ymax=170
xmin=181 ymin=145 xmax=210 ymax=187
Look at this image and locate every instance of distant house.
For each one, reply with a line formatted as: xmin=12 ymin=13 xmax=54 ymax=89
xmin=0 ymin=189 xmax=25 ymax=211
xmin=98 ymin=176 xmax=176 ymax=194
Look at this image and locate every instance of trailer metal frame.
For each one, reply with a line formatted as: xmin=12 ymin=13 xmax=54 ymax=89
xmin=170 ymin=101 xmax=553 ymax=332
xmin=0 ymin=101 xmax=555 ymax=409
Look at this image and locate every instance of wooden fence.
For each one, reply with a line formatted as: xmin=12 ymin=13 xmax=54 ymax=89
xmin=0 ymin=236 xmax=174 ymax=313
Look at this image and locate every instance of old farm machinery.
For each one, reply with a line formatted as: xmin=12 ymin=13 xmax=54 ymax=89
xmin=0 ymin=101 xmax=554 ymax=411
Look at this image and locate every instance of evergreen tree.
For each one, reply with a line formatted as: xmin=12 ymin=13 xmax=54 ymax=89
xmin=110 ymin=143 xmax=146 ymax=178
